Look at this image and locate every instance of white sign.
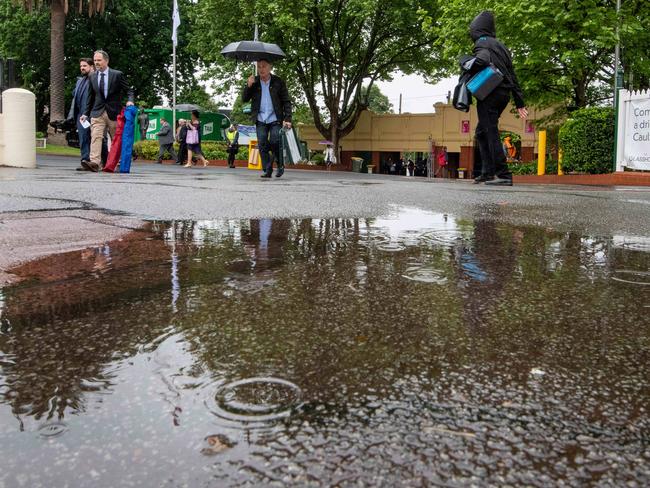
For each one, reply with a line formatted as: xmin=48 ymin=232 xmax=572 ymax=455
xmin=203 ymin=122 xmax=213 ymax=136
xmin=617 ymin=89 xmax=650 ymax=171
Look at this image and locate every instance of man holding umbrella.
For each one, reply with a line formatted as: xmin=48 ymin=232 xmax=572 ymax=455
xmin=242 ymin=59 xmax=292 ymax=178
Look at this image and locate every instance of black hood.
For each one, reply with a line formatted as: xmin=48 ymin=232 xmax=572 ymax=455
xmin=469 ymin=10 xmax=496 ymax=41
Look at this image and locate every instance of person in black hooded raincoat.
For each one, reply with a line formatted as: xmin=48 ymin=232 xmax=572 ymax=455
xmin=469 ymin=11 xmax=528 ymax=186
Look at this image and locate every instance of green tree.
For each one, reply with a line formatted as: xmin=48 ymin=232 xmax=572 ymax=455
xmin=190 ymin=0 xmax=443 ymax=155
xmin=361 ymin=84 xmax=393 ymax=114
xmin=0 ymin=1 xmax=50 ymax=129
xmin=427 ymin=0 xmax=649 ymax=114
xmin=176 ymin=83 xmax=220 ymax=112
xmin=2 ymin=0 xmax=197 ymax=130
xmin=14 ymin=0 xmax=108 ymax=131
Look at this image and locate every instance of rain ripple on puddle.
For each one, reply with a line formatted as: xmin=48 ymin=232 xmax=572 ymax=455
xmin=205 ymin=377 xmax=303 ymax=426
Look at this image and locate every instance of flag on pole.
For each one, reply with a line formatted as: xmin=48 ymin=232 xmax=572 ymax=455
xmin=172 ymin=0 xmax=181 ymax=47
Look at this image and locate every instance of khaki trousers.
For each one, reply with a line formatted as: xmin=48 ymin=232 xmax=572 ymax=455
xmin=89 ymin=111 xmax=116 ymax=165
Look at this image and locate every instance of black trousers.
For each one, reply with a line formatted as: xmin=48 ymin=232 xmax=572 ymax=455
xmin=177 ymin=142 xmax=187 ymax=164
xmin=227 ymin=146 xmax=238 ymax=167
xmin=475 ymin=87 xmax=511 ymax=179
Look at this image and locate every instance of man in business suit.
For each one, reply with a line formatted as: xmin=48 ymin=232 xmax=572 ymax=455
xmin=80 ymin=50 xmax=134 ymax=172
xmin=155 ymin=118 xmax=177 ymax=164
xmin=242 ymin=59 xmax=292 ymax=178
xmin=67 ymin=58 xmax=94 ymax=170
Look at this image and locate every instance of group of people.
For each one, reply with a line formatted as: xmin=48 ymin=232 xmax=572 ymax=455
xmin=152 ymin=112 xmax=208 ymax=168
xmin=67 ymin=11 xmax=524 ymax=184
xmin=68 ymin=50 xmax=134 ymax=172
xmin=68 ymin=53 xmax=292 ymax=178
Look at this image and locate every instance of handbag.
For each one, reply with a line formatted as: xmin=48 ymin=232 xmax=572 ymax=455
xmin=467 ymin=64 xmax=504 ymax=100
xmin=186 ymin=127 xmax=199 ymax=144
xmin=452 ymin=77 xmax=471 ymax=112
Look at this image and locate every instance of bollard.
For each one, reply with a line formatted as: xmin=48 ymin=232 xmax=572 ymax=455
xmin=558 ymin=148 xmax=564 ymax=176
xmin=537 ymin=130 xmax=546 ymax=176
xmin=0 ymin=88 xmax=36 ymax=168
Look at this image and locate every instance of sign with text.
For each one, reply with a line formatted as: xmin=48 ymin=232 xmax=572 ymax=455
xmin=617 ymin=89 xmax=650 ymax=171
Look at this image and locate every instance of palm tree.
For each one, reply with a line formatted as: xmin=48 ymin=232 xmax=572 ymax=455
xmin=17 ymin=1 xmax=106 ymax=132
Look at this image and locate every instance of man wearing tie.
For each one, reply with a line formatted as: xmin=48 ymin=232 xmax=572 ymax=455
xmin=81 ymin=50 xmax=134 ymax=172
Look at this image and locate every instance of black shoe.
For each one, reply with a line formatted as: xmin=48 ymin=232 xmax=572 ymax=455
xmin=76 ymin=166 xmax=88 ymax=171
xmin=82 ymin=161 xmax=100 ymax=172
xmin=473 ymin=174 xmax=494 ymax=184
xmin=484 ymin=177 xmax=513 ymax=186
xmin=260 ymin=172 xmax=272 ymax=178
xmin=275 ymin=167 xmax=284 ymax=178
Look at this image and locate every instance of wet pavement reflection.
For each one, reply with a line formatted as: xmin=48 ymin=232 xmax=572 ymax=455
xmin=0 ymin=207 xmax=649 ymax=486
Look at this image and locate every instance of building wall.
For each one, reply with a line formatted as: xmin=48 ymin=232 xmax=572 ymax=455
xmin=299 ymin=102 xmax=554 ymax=163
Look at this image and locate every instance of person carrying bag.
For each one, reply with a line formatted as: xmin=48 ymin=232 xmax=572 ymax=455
xmin=465 ymin=11 xmax=528 ymax=186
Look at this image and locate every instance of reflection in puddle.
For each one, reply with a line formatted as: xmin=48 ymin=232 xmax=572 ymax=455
xmin=0 ymin=208 xmax=649 ymax=486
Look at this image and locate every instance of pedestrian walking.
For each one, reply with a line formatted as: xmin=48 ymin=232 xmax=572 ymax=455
xmin=155 ymin=118 xmax=177 ymax=164
xmin=183 ymin=110 xmax=209 ymax=168
xmin=468 ymin=11 xmax=527 ymax=186
xmin=68 ymin=58 xmax=94 ymax=171
xmin=436 ymin=146 xmax=448 ymax=178
xmin=80 ymin=50 xmax=134 ymax=172
xmin=242 ymin=59 xmax=293 ymax=178
xmin=176 ymin=119 xmax=188 ymax=165
xmin=324 ymin=144 xmax=336 ymax=170
xmin=226 ymin=124 xmax=240 ymax=168
xmin=137 ymin=109 xmax=149 ymax=141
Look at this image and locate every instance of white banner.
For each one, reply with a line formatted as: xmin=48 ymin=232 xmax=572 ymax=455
xmin=617 ymin=89 xmax=650 ymax=171
xmin=172 ymin=0 xmax=180 ymax=47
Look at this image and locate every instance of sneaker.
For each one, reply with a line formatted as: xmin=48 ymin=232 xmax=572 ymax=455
xmin=484 ymin=177 xmax=513 ymax=186
xmin=275 ymin=167 xmax=284 ymax=178
xmin=260 ymin=172 xmax=272 ymax=178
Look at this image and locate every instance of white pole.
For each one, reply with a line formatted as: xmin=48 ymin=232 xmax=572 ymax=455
xmin=173 ymin=42 xmax=177 ymax=131
xmin=254 ymin=22 xmax=258 ymax=76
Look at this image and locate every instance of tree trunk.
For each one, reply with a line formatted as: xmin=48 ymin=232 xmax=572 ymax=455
xmin=49 ymin=0 xmax=66 ymax=130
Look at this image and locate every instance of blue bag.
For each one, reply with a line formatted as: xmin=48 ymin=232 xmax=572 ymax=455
xmin=467 ymin=64 xmax=504 ymax=101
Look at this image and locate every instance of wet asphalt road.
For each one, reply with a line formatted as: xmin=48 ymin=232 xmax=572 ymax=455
xmin=1 ymin=156 xmax=649 ymax=486
xmin=1 ymin=155 xmax=650 ymax=235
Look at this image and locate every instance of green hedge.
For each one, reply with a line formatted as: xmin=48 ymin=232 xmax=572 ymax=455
xmin=509 ymin=160 xmax=559 ymax=175
xmin=558 ymin=107 xmax=614 ymax=174
xmin=310 ymin=153 xmax=325 ymax=165
xmin=133 ymin=140 xmax=249 ymax=161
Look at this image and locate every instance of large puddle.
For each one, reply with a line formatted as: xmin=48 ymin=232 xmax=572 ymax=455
xmin=1 ymin=208 xmax=649 ymax=486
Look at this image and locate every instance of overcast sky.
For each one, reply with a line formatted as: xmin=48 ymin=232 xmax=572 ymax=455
xmin=213 ymin=72 xmax=458 ymax=115
xmin=376 ymin=74 xmax=458 ymax=114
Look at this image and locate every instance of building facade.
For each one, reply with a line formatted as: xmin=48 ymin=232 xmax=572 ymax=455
xmin=299 ymin=102 xmax=553 ymax=176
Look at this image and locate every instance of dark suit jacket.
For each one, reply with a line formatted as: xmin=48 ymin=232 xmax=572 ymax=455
xmin=242 ymin=74 xmax=292 ymax=124
xmin=84 ymin=68 xmax=134 ymax=121
xmin=67 ymin=76 xmax=91 ymax=121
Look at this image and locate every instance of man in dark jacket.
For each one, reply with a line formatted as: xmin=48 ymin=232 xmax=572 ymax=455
xmin=155 ymin=118 xmax=177 ymax=164
xmin=68 ymin=58 xmax=94 ymax=170
xmin=175 ymin=119 xmax=188 ymax=165
xmin=242 ymin=59 xmax=292 ymax=178
xmin=81 ymin=50 xmax=134 ymax=172
xmin=137 ymin=109 xmax=149 ymax=141
xmin=469 ymin=11 xmax=528 ymax=186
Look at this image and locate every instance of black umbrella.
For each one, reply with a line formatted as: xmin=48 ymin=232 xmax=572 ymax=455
xmin=220 ymin=40 xmax=286 ymax=62
xmin=174 ymin=103 xmax=203 ymax=112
